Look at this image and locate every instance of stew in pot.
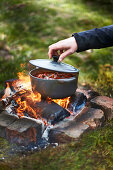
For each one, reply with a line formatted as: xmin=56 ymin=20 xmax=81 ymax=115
xmin=33 ymin=72 xmax=74 ymax=80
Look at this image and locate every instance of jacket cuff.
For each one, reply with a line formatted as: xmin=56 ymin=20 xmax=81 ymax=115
xmin=72 ymin=32 xmax=91 ymax=52
xmin=72 ymin=33 xmax=81 ymax=52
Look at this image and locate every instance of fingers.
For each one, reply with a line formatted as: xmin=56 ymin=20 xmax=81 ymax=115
xmin=48 ymin=44 xmax=73 ymax=61
xmin=48 ymin=42 xmax=64 ymax=59
xmin=48 ymin=37 xmax=77 ymax=61
xmin=59 ymin=49 xmax=73 ymax=62
xmin=48 ymin=47 xmax=54 ymax=59
xmin=48 ymin=44 xmax=57 ymax=59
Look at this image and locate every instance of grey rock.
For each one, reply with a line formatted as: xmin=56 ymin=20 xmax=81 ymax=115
xmin=91 ymin=96 xmax=113 ymax=120
xmin=8 ymin=116 xmax=44 ymax=133
xmin=49 ymin=129 xmax=75 ymax=144
xmin=0 ymin=126 xmax=6 ymax=138
xmin=76 ymin=88 xmax=99 ymax=102
xmin=49 ymin=106 xmax=104 ymax=141
xmin=0 ymin=110 xmax=18 ymax=127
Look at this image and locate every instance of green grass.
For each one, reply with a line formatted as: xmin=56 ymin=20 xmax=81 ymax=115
xmin=0 ymin=0 xmax=113 ymax=169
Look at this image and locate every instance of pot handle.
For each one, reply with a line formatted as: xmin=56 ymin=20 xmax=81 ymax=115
xmin=52 ymin=56 xmax=59 ymax=62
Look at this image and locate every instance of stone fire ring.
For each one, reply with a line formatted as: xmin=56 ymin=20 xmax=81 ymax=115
xmin=0 ymin=88 xmax=113 ymax=145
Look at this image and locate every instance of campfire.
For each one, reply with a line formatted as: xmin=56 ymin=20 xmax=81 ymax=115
xmin=0 ymin=59 xmax=108 ymax=154
xmin=0 ymin=69 xmax=87 ymax=151
xmin=1 ymin=71 xmax=72 ymax=123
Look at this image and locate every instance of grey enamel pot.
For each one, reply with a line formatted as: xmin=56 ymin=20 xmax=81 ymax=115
xmin=29 ymin=56 xmax=79 ymax=99
xmin=29 ymin=68 xmax=79 ymax=99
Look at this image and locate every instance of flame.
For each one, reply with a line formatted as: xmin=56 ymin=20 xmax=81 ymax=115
xmin=15 ymin=72 xmax=41 ymax=118
xmin=17 ymin=72 xmax=31 ymax=90
xmin=16 ymin=96 xmax=38 ymax=118
xmin=16 ymin=97 xmax=25 ymax=117
xmin=48 ymin=96 xmax=71 ymax=109
xmin=2 ymin=82 xmax=13 ymax=99
xmin=27 ymin=92 xmax=41 ymax=103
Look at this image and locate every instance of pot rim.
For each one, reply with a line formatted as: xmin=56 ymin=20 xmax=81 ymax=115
xmin=29 ymin=68 xmax=77 ymax=81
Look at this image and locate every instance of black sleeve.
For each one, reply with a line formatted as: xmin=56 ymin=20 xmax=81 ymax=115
xmin=72 ymin=25 xmax=113 ymax=52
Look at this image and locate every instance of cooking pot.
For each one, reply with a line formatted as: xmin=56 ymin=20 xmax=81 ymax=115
xmin=29 ymin=56 xmax=79 ymax=99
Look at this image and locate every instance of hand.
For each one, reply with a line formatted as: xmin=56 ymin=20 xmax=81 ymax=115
xmin=48 ymin=37 xmax=78 ymax=61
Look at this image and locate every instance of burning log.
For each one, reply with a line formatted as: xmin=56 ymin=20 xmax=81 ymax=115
xmin=1 ymin=84 xmax=70 ymax=125
xmin=49 ymin=107 xmax=70 ymax=125
xmin=33 ymin=100 xmax=70 ymax=125
xmin=5 ymin=79 xmax=17 ymax=93
xmin=1 ymin=89 xmax=30 ymax=107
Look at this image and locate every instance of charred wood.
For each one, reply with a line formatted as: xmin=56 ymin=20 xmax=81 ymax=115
xmin=68 ymin=92 xmax=87 ymax=114
xmin=34 ymin=100 xmax=70 ymax=125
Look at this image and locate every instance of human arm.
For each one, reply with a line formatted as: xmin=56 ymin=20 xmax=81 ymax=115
xmin=48 ymin=25 xmax=113 ymax=61
xmin=72 ymin=25 xmax=113 ymax=52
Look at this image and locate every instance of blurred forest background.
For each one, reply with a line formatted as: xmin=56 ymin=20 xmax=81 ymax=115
xmin=0 ymin=0 xmax=113 ymax=97
xmin=0 ymin=0 xmax=113 ymax=169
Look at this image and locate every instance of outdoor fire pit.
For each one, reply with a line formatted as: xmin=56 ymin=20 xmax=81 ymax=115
xmin=0 ymin=69 xmax=87 ymax=150
xmin=0 ymin=58 xmax=112 ymax=153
